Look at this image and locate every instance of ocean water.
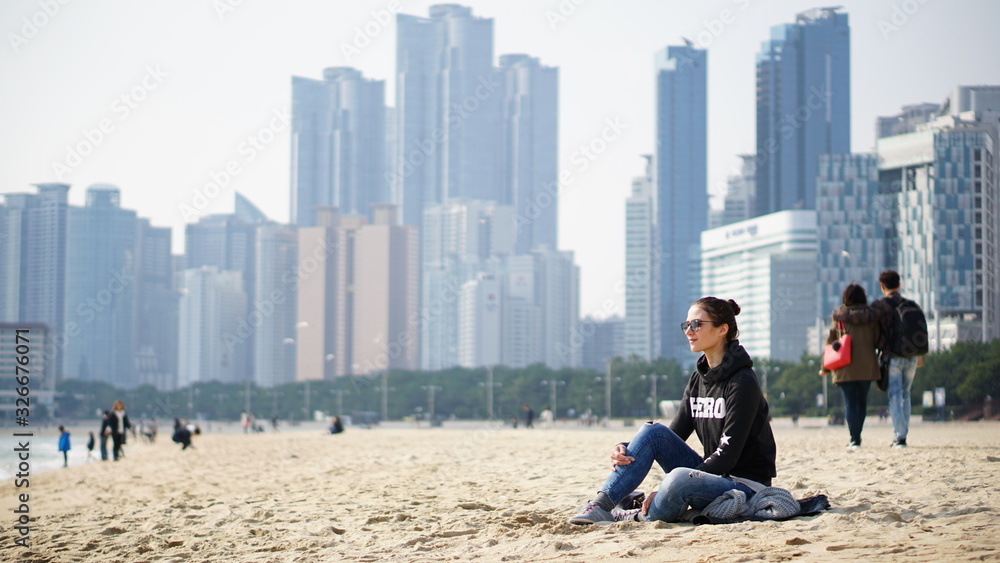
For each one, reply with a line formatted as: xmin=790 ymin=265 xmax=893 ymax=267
xmin=0 ymin=425 xmax=100 ymax=481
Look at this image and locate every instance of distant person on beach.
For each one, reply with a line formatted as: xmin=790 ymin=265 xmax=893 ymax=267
xmin=99 ymin=411 xmax=111 ymax=461
xmin=172 ymin=418 xmax=194 ymax=450
xmin=539 ymin=406 xmax=554 ymax=429
xmin=832 ymin=270 xmax=927 ymax=448
xmin=569 ymin=297 xmax=776 ymax=524
xmin=241 ymin=411 xmax=249 ymax=433
xmin=329 ymin=415 xmax=344 ymax=434
xmin=271 ymin=413 xmax=279 ymax=432
xmin=86 ymin=431 xmax=96 ymax=461
xmin=821 ymin=283 xmax=881 ymax=451
xmin=522 ymin=404 xmax=534 ymax=429
xmin=106 ymin=400 xmax=132 ymax=461
xmin=58 ymin=425 xmax=71 ymax=467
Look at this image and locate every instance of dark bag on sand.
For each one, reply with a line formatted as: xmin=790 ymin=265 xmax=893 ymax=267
xmin=616 ymin=491 xmax=645 ymax=510
xmin=823 ymin=321 xmax=852 ymax=371
xmin=876 ymin=353 xmax=890 ymax=392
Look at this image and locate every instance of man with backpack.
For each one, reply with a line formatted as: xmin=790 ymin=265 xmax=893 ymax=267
xmin=833 ymin=270 xmax=929 ymax=448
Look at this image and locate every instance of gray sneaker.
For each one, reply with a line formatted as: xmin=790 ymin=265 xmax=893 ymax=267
xmin=568 ymin=502 xmax=615 ymax=525
xmin=613 ymin=508 xmax=644 ymax=522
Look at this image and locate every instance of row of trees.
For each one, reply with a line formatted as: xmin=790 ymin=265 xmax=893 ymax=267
xmin=52 ymin=339 xmax=999 ymax=424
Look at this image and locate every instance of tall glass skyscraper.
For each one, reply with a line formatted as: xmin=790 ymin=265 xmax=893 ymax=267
xmin=655 ymin=44 xmax=707 ymax=363
xmin=291 ymin=67 xmax=386 ymax=226
xmin=625 ymin=155 xmax=659 ymax=361
xmin=755 ymin=7 xmax=850 ymax=216
xmin=499 ymin=54 xmax=559 ymax=254
xmin=394 ymin=5 xmax=502 ymax=229
xmin=0 ymin=183 xmax=69 ymax=385
xmin=64 ymin=185 xmax=137 ymax=388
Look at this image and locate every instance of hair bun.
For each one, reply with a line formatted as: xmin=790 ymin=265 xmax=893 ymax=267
xmin=727 ymin=299 xmax=741 ymax=316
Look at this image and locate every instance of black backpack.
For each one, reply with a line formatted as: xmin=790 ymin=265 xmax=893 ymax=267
xmin=887 ymin=295 xmax=929 ymax=358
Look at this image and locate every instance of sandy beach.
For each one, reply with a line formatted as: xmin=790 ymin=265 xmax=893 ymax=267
xmin=2 ymin=418 xmax=999 ymax=562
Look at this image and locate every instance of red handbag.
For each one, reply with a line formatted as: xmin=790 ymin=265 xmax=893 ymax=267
xmin=822 ymin=321 xmax=852 ymax=371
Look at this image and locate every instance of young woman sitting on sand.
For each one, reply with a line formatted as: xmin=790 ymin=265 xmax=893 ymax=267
xmin=569 ymin=297 xmax=777 ymax=524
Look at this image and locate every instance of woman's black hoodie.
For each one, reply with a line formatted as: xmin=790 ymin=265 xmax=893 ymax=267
xmin=668 ymin=340 xmax=777 ymax=486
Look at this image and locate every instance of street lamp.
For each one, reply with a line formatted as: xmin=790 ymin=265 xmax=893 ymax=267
xmin=640 ymin=373 xmax=668 ymax=419
xmin=596 ymin=358 xmax=622 ymax=425
xmin=477 ymin=365 xmax=501 ymax=421
xmin=421 ymin=385 xmax=443 ymax=423
xmin=540 ymin=379 xmax=566 ymax=421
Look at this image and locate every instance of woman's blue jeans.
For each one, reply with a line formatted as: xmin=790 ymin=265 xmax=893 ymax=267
xmin=839 ymin=380 xmax=871 ymax=444
xmin=599 ymin=422 xmax=754 ymax=522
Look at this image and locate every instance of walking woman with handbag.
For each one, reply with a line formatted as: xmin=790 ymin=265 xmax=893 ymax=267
xmin=821 ymin=284 xmax=881 ymax=450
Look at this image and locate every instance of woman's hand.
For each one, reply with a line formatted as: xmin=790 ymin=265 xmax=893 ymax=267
xmin=642 ymin=490 xmax=656 ymax=516
xmin=610 ymin=444 xmax=634 ymax=471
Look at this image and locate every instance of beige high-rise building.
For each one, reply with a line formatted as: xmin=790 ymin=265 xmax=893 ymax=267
xmin=294 ymin=207 xmax=366 ymax=381
xmin=352 ymin=204 xmax=420 ymax=374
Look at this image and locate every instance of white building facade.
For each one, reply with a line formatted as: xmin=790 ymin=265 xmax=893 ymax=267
xmin=701 ymin=210 xmax=818 ymax=362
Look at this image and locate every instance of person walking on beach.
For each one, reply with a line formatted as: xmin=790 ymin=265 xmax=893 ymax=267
xmin=106 ymin=400 xmax=132 ymax=461
xmin=99 ymin=411 xmax=111 ymax=461
xmin=86 ymin=431 xmax=96 ymax=461
xmin=832 ymin=270 xmax=928 ymax=448
xmin=58 ymin=425 xmax=71 ymax=468
xmin=568 ymin=297 xmax=776 ymax=524
xmin=522 ymin=405 xmax=535 ymax=429
xmin=821 ymin=284 xmax=881 ymax=450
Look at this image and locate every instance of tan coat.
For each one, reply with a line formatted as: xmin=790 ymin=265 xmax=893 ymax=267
xmin=827 ymin=305 xmax=880 ymax=384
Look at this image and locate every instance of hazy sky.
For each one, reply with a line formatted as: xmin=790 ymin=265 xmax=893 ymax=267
xmin=2 ymin=0 xmax=999 ymax=318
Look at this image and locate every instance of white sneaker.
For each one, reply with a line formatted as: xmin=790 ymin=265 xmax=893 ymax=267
xmin=846 ymin=442 xmax=860 ymax=451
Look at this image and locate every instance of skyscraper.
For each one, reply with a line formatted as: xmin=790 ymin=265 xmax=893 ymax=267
xmin=291 ymin=67 xmax=386 ymax=226
xmin=295 ymin=207 xmax=366 ymax=381
xmin=177 ymin=266 xmax=247 ymax=387
xmin=0 ymin=183 xmax=68 ymax=389
xmin=134 ymin=218 xmax=178 ymax=390
xmin=499 ymin=54 xmax=559 ymax=254
xmin=815 ymin=153 xmax=892 ymax=324
xmin=876 ymin=91 xmax=1000 ymax=347
xmin=253 ymin=222 xmax=298 ymax=388
xmin=655 ymin=44 xmax=707 ymax=363
xmin=394 ymin=4 xmax=501 ymax=229
xmin=755 ymin=7 xmax=850 ymax=216
xmin=624 ymin=155 xmax=659 ymax=361
xmin=63 ymin=185 xmax=137 ymax=388
xmin=503 ymin=246 xmax=580 ymax=369
xmin=421 ymin=198 xmax=514 ymax=370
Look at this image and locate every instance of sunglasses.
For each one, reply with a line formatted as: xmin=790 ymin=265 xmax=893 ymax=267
xmin=680 ymin=319 xmax=722 ymax=333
